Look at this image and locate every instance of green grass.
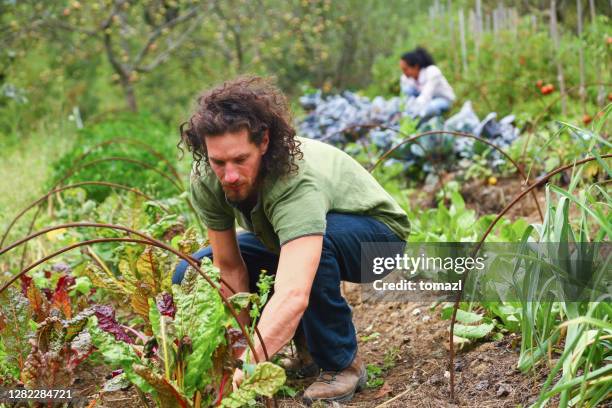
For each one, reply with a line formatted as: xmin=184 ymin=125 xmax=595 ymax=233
xmin=0 ymin=120 xmax=78 ymax=230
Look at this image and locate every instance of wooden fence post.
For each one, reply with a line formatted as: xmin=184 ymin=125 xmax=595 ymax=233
xmin=447 ymin=0 xmax=460 ymax=78
xmin=476 ymin=0 xmax=483 ymax=32
xmin=459 ymin=8 xmax=468 ymax=76
xmin=493 ymin=8 xmax=499 ymax=34
xmin=475 ymin=0 xmax=483 ymax=49
xmin=577 ymin=0 xmax=586 ymax=111
xmin=510 ymin=7 xmax=518 ymax=38
xmin=550 ymin=0 xmax=567 ymax=115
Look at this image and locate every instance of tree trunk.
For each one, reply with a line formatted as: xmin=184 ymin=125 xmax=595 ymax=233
xmin=588 ymin=0 xmax=596 ymax=22
xmin=550 ymin=0 xmax=567 ymax=115
xmin=121 ymin=75 xmax=138 ymax=112
xmin=231 ymin=27 xmax=244 ymax=71
xmin=334 ymin=22 xmax=358 ymax=89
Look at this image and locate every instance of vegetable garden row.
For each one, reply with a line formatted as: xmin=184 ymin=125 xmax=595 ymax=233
xmin=0 ymin=101 xmax=610 ymax=407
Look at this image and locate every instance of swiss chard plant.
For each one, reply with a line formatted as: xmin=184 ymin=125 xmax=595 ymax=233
xmin=89 ymin=258 xmax=285 ymax=407
xmin=0 ymin=266 xmax=93 ymax=388
xmin=74 ymin=206 xmax=200 ymax=331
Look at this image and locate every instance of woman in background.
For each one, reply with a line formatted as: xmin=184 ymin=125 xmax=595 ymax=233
xmin=400 ymin=47 xmax=456 ymax=120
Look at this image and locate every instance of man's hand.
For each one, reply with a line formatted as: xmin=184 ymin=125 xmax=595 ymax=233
xmin=232 ymin=367 xmax=244 ymax=390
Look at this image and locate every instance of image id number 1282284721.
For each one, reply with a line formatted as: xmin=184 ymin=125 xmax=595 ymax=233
xmin=0 ymin=388 xmax=86 ymax=404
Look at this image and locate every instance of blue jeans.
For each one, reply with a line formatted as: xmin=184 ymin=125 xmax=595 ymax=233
xmin=172 ymin=213 xmax=405 ymax=371
xmin=402 ymin=84 xmax=452 ymax=120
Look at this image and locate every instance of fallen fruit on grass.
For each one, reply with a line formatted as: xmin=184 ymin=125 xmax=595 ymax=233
xmin=608 ymin=92 xmax=612 ymax=102
xmin=536 ymin=80 xmax=543 ymax=88
xmin=488 ymin=176 xmax=498 ymax=186
xmin=582 ymin=114 xmax=593 ymax=125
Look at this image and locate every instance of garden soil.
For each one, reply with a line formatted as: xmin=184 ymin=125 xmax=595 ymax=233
xmin=276 ymin=285 xmax=551 ymax=408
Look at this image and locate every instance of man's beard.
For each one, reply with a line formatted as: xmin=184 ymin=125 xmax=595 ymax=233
xmin=225 ymin=189 xmax=252 ymax=206
xmin=224 ymin=173 xmax=263 ymax=207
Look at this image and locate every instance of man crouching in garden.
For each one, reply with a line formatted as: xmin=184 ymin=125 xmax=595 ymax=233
xmin=172 ymin=76 xmax=410 ymax=404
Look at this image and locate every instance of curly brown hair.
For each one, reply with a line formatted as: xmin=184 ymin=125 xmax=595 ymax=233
xmin=178 ymin=76 xmax=302 ymax=178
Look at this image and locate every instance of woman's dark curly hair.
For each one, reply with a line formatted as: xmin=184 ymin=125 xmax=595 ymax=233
xmin=178 ymin=76 xmax=302 ymax=178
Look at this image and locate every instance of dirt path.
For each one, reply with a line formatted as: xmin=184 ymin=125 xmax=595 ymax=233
xmin=279 ymin=283 xmax=550 ymax=407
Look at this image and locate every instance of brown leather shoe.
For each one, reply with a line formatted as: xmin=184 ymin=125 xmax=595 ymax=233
xmin=302 ymin=354 xmax=367 ymax=404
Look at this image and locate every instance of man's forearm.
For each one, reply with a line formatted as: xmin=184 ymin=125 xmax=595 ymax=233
xmin=237 ymin=235 xmax=322 ymax=364
xmin=243 ymin=290 xmax=308 ymax=362
xmin=207 ymin=228 xmax=250 ymax=299
xmin=219 ymin=264 xmax=249 ymax=295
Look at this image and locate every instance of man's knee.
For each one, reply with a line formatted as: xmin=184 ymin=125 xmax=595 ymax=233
xmin=172 ymin=246 xmax=213 ymax=284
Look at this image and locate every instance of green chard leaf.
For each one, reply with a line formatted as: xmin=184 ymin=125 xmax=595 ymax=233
xmin=0 ymin=335 xmax=19 ymax=384
xmin=221 ymin=362 xmax=286 ymax=407
xmin=133 ymin=364 xmax=190 ymax=408
xmin=441 ymin=307 xmax=484 ymax=324
xmin=87 ymin=318 xmax=155 ymax=395
xmin=173 ymin=259 xmax=228 ymax=396
xmin=453 ymin=323 xmax=495 ymax=339
xmin=148 ymin=297 xmax=176 ymax=381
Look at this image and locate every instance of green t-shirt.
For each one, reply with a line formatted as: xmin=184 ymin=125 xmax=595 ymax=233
xmin=190 ymin=137 xmax=410 ymax=253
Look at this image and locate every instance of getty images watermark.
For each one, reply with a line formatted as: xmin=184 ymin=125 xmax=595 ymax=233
xmin=360 ymin=242 xmax=611 ymax=302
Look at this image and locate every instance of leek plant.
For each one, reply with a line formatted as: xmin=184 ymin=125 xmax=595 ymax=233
xmin=513 ymin=169 xmax=610 ymax=407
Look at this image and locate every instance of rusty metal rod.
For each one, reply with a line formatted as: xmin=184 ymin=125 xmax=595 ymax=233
xmin=70 ymin=138 xmax=183 ymax=186
xmin=0 ymin=181 xmax=170 ymax=249
xmin=369 ymin=128 xmax=545 ymax=222
xmin=54 ymin=157 xmax=183 ymax=192
xmin=0 ymin=222 xmax=271 ymax=363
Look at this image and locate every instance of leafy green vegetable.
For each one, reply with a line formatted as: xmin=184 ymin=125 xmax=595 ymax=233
xmin=133 ymin=364 xmax=190 ymax=408
xmin=0 ymin=332 xmax=19 ymax=384
xmin=69 ymin=276 xmax=92 ymax=296
xmin=221 ymin=362 xmax=285 ymax=407
xmin=88 ymin=318 xmax=155 ymax=395
xmin=174 ymin=259 xmax=228 ymax=396
xmin=441 ymin=307 xmax=484 ymax=324
xmin=453 ymin=323 xmax=495 ymax=339
xmin=0 ymin=288 xmax=32 ymax=378
xmin=148 ymin=297 xmax=175 ymax=381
